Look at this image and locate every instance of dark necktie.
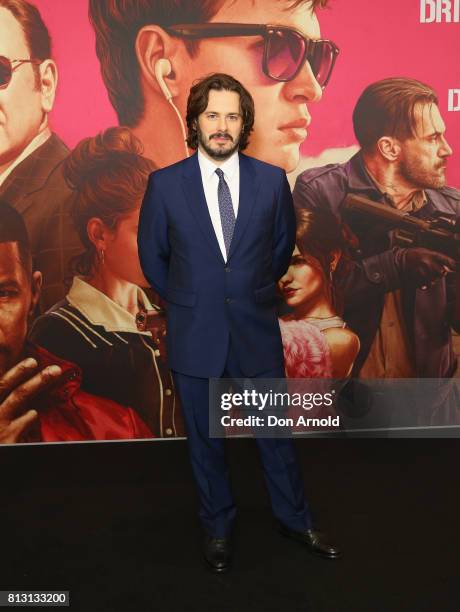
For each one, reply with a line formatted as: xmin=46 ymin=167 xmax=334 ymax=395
xmin=215 ymin=168 xmax=236 ymax=258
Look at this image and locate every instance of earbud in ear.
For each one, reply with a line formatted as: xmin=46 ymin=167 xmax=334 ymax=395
xmin=154 ymin=58 xmax=189 ymax=158
xmin=154 ymin=58 xmax=173 ymax=101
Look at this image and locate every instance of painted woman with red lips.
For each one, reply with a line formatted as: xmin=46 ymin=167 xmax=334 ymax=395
xmin=278 ymin=209 xmax=360 ymax=379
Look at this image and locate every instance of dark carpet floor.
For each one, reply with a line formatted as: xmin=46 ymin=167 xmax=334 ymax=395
xmin=2 ymin=437 xmax=459 ymax=612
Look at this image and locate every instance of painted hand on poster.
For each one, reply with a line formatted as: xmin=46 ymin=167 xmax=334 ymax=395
xmin=29 ymin=128 xmax=185 ymax=439
xmin=0 ymin=203 xmax=153 ymax=444
xmin=89 ymin=0 xmax=338 ymax=174
xmin=0 ymin=359 xmax=61 ymax=444
xmin=293 ymin=78 xmax=460 ymax=379
xmin=0 ymin=212 xmax=60 ymax=444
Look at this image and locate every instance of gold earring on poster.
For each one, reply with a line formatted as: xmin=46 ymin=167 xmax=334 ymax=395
xmin=329 ymin=264 xmax=336 ymax=310
xmin=99 ymin=249 xmax=105 ymax=265
xmin=154 ymin=58 xmax=189 ymax=158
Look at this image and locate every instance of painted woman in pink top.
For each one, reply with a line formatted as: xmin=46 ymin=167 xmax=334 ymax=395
xmin=279 ymin=209 xmax=360 ymax=379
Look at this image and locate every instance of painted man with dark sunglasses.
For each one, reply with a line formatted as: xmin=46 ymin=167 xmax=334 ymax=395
xmin=0 ymin=0 xmax=81 ymax=312
xmin=89 ymin=0 xmax=334 ymax=173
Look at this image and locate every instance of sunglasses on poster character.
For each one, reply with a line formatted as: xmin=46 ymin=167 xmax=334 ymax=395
xmin=167 ymin=23 xmax=340 ymax=88
xmin=0 ymin=55 xmax=42 ymax=89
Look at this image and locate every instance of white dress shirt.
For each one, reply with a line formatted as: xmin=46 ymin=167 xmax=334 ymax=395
xmin=197 ymin=149 xmax=240 ymax=262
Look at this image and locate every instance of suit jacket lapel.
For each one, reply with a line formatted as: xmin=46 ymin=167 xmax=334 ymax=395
xmin=181 ymin=152 xmax=225 ymax=264
xmin=181 ymin=151 xmax=261 ymax=263
xmin=227 ymin=153 xmax=260 ymax=261
xmin=0 ymin=133 xmax=69 ymax=215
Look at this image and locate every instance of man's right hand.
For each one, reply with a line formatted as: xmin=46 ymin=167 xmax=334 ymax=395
xmin=0 ymin=359 xmax=62 ymax=444
xmin=399 ymin=247 xmax=456 ymax=288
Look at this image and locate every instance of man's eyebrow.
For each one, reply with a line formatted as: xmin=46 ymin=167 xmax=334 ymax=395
xmin=0 ymin=278 xmax=20 ymax=289
xmin=204 ymin=111 xmax=241 ymax=116
xmin=425 ymin=130 xmax=443 ymax=138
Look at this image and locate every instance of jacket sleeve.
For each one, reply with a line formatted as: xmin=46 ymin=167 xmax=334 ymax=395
xmin=272 ymin=170 xmax=296 ymax=281
xmin=444 ymin=195 xmax=460 ymax=333
xmin=29 ymin=311 xmax=90 ymax=364
xmin=446 ymin=273 xmax=460 ymax=333
xmin=293 ymin=174 xmax=403 ymax=298
xmin=138 ymin=172 xmax=170 ymax=300
xmin=335 ymin=249 xmax=404 ymax=308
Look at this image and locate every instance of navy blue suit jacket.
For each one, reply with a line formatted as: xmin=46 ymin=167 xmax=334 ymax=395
xmin=138 ymin=151 xmax=296 ymax=378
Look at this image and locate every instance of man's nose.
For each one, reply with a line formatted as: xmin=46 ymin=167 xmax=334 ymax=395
xmin=440 ymin=136 xmax=453 ymax=157
xmin=283 ymin=61 xmax=323 ymax=104
xmin=218 ymin=116 xmax=228 ymax=132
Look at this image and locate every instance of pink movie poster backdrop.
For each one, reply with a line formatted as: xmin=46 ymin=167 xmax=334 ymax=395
xmin=37 ymin=0 xmax=460 ymax=185
xmin=1 ymin=0 xmax=459 ymax=446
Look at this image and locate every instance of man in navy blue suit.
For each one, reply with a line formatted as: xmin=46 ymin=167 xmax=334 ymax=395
xmin=138 ymin=73 xmax=340 ymax=571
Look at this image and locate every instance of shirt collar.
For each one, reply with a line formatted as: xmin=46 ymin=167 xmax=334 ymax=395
xmin=197 ymin=148 xmax=239 ymax=181
xmin=0 ymin=127 xmax=52 ymax=187
xmin=364 ymin=162 xmax=427 ymax=212
xmin=66 ymin=277 xmax=155 ymax=335
xmin=392 ymin=189 xmax=427 ymax=213
xmin=346 ymin=151 xmax=448 ymax=215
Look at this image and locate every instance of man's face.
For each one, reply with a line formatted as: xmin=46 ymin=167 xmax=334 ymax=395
xmin=0 ymin=8 xmax=45 ymax=171
xmin=179 ymin=0 xmax=323 ymax=172
xmin=0 ymin=242 xmax=35 ymax=377
xmin=196 ymin=89 xmax=243 ymax=162
xmin=398 ymin=103 xmax=453 ymax=190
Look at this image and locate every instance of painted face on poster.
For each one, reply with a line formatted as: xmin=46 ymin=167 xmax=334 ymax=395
xmin=0 ymin=7 xmax=57 ymax=173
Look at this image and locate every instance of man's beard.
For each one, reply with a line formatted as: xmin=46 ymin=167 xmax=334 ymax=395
xmin=399 ymin=156 xmax=447 ymax=190
xmin=197 ymin=126 xmax=240 ymax=161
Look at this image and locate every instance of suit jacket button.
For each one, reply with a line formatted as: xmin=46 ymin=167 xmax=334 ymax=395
xmin=225 ymin=297 xmax=232 ymax=304
xmin=165 ymin=388 xmax=172 ymax=396
xmin=165 ymin=428 xmax=173 ymax=436
xmin=225 ymin=265 xmax=231 ymax=272
xmin=154 ymin=349 xmax=161 ymax=356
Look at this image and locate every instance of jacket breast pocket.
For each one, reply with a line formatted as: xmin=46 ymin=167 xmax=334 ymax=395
xmin=254 ymin=281 xmax=277 ymax=304
xmin=165 ymin=286 xmax=197 ymax=307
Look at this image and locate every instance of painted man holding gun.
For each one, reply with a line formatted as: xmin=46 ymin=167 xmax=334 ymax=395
xmin=293 ymin=78 xmax=460 ymax=380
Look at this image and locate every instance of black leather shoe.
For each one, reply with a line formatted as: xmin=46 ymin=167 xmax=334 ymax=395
xmin=278 ymin=523 xmax=342 ymax=560
xmin=203 ymin=535 xmax=231 ymax=573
